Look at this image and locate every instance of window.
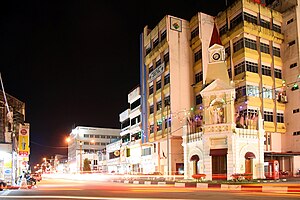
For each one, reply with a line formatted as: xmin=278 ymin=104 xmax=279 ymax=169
xmin=122 ymin=133 xmax=130 ymax=143
xmin=277 ymin=113 xmax=284 ymax=123
xmin=234 ymin=61 xmax=245 ymax=76
xmin=131 ymin=116 xmax=141 ymax=126
xmin=149 ymin=66 xmax=154 ymax=74
xmin=156 ymin=59 xmax=161 ymax=67
xmin=149 ymin=85 xmax=154 ymax=95
xmin=272 ymin=24 xmax=281 ymax=33
xmin=121 ymin=118 xmax=130 ymax=129
xmin=293 ymin=131 xmax=300 ymax=136
xmin=260 ymin=43 xmax=270 ymax=54
xmin=263 ymin=88 xmax=273 ymax=99
xmin=273 ymin=47 xmax=280 ymax=57
xmin=164 ymin=96 xmax=170 ymax=107
xmin=233 ymin=38 xmax=244 ymax=52
xmin=196 ymin=94 xmax=202 ymax=105
xmin=191 ymin=27 xmax=199 ymax=40
xmin=84 ymin=142 xmax=89 ymax=145
xmin=225 ymin=46 xmax=231 ymax=58
xmin=161 ymin=30 xmax=166 ymax=41
xmin=194 ymin=49 xmax=202 ymax=62
xmin=145 ymin=47 xmax=151 ymax=55
xmin=287 ymin=18 xmax=294 ymax=25
xmin=228 ymin=68 xmax=232 ymax=79
xmin=293 ymin=108 xmax=300 ymax=114
xmin=164 ymin=74 xmax=170 ymax=85
xmin=150 ymin=124 xmax=154 ymax=134
xmin=153 ymin=38 xmax=159 ymax=49
xmin=274 ymin=68 xmax=282 ymax=79
xmin=101 ymin=135 xmax=106 ymax=138
xmin=246 ymin=85 xmax=259 ymax=97
xmin=195 ymin=72 xmax=203 ymax=83
xmin=260 ymin=19 xmax=270 ymax=29
xmin=142 ymin=147 xmax=151 ymax=156
xmin=156 ymin=101 xmax=162 ymax=111
xmin=95 ymin=135 xmax=100 ymax=138
xmin=236 ymin=86 xmax=246 ymax=99
xmin=84 ymin=134 xmax=89 ymax=138
xmin=156 ymin=80 xmax=161 ymax=90
xmin=262 ymin=65 xmax=271 ymax=76
xmin=157 ymin=122 xmax=162 ymax=131
xmin=131 ymin=99 xmax=140 ymax=110
xmin=131 ymin=131 xmax=141 ymax=141
xmin=246 ymin=61 xmax=258 ymax=73
xmin=219 ymin=24 xmax=228 ymax=36
xmin=164 ymin=52 xmax=169 ymax=65
xmin=164 ymin=117 xmax=171 ymax=129
xmin=244 ymin=12 xmax=257 ymax=24
xmin=290 ymin=63 xmax=297 ymax=69
xmin=230 ymin=12 xmax=243 ymax=29
xmin=264 ymin=111 xmax=273 ymax=122
xmin=149 ymin=105 xmax=154 ymax=114
xmin=245 ymin=38 xmax=257 ymax=50
xmin=288 ymin=40 xmax=296 ymax=46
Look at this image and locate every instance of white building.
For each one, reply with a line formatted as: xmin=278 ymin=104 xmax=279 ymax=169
xmin=67 ymin=126 xmax=120 ymax=173
xmin=119 ymin=86 xmax=143 ymax=174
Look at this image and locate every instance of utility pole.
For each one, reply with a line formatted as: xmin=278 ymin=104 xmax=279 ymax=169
xmin=0 ymin=73 xmax=15 ymax=185
xmin=166 ymin=103 xmax=170 ymax=177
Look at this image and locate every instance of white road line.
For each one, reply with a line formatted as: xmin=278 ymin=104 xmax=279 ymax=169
xmin=0 ymin=190 xmax=11 ymax=196
xmin=0 ymin=196 xmax=187 ymax=200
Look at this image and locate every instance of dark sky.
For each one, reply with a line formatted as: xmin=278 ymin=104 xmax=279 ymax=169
xmin=0 ymin=0 xmax=273 ymax=165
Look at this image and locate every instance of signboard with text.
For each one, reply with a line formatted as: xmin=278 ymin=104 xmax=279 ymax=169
xmin=148 ymin=63 xmax=165 ymax=82
xmin=18 ymin=124 xmax=30 ymax=157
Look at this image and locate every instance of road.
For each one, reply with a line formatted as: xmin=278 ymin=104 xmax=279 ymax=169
xmin=0 ymin=176 xmax=299 ymax=200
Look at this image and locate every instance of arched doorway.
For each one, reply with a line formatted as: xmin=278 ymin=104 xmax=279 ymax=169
xmin=245 ymin=152 xmax=255 ymax=178
xmin=190 ymin=155 xmax=200 ymax=175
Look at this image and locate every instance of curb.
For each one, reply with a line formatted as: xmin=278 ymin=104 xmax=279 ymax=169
xmin=112 ymin=180 xmax=300 ymax=193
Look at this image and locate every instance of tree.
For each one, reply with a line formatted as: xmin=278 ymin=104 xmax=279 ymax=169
xmin=83 ymin=158 xmax=91 ymax=172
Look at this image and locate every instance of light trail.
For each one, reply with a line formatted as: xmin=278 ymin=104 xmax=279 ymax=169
xmin=0 ymin=196 xmax=187 ymax=200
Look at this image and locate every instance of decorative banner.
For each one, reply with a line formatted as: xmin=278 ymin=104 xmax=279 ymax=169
xmin=170 ymin=17 xmax=182 ymax=32
xmin=18 ymin=124 xmax=30 ymax=157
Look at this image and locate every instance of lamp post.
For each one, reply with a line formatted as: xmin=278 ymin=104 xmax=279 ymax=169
xmin=166 ymin=102 xmax=170 ymax=177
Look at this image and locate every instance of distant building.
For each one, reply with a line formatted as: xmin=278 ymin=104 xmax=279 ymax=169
xmin=67 ymin=126 xmax=120 ymax=173
xmin=0 ymin=90 xmax=28 ymax=185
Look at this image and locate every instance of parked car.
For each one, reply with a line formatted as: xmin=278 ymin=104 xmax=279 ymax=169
xmin=31 ymin=173 xmax=42 ymax=182
xmin=0 ymin=179 xmax=7 ymax=191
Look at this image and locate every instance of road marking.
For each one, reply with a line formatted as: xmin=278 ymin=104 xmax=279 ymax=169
xmin=0 ymin=196 xmax=187 ymax=200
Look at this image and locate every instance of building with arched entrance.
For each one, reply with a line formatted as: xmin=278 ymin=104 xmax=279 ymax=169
xmin=182 ymin=26 xmax=265 ymax=180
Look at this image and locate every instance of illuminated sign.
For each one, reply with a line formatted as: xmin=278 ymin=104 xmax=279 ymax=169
xmin=148 ymin=63 xmax=165 ymax=82
xmin=18 ymin=124 xmax=30 ymax=157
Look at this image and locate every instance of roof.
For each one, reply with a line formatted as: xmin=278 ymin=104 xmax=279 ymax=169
xmin=209 ymin=23 xmax=222 ymax=47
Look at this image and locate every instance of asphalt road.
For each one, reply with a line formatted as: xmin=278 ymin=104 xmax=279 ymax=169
xmin=0 ymin=177 xmax=299 ymax=200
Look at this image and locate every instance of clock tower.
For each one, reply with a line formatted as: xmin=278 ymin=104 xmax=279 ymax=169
xmin=204 ymin=23 xmax=229 ymax=85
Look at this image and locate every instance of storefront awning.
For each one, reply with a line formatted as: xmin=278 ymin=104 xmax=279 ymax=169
xmin=209 ymin=148 xmax=227 ymax=156
xmin=245 ymin=152 xmax=256 ymax=159
xmin=190 ymin=155 xmax=200 ymax=162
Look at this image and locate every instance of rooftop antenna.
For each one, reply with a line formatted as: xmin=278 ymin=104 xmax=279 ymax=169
xmin=0 ymin=72 xmax=13 ymax=124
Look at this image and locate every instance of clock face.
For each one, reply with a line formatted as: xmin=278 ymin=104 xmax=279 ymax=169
xmin=212 ymin=52 xmax=221 ymax=61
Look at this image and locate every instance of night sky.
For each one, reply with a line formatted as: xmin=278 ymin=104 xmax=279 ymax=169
xmin=0 ymin=0 xmax=274 ymax=165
